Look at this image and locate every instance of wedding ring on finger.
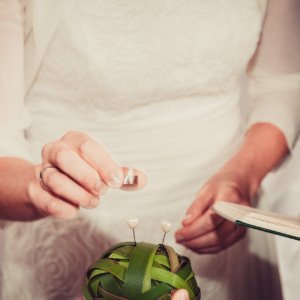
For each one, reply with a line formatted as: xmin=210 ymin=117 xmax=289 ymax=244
xmin=40 ymin=167 xmax=59 ymax=191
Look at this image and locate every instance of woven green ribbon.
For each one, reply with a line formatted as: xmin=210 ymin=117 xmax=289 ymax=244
xmin=83 ymin=242 xmax=201 ymax=300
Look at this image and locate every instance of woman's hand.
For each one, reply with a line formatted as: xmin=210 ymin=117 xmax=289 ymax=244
xmin=28 ymin=131 xmax=146 ymax=220
xmin=175 ymin=123 xmax=289 ymax=254
xmin=77 ymin=288 xmax=189 ymax=300
xmin=175 ymin=170 xmax=250 ymax=254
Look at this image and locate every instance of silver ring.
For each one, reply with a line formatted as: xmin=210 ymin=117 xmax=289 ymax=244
xmin=40 ymin=167 xmax=58 ymax=191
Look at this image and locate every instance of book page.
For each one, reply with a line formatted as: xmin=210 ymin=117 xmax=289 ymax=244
xmin=243 ymin=213 xmax=300 ymax=239
xmin=211 ymin=202 xmax=300 ymax=239
xmin=227 ymin=203 xmax=300 ymax=227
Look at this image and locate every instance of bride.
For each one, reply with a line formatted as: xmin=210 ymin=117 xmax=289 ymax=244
xmin=0 ymin=0 xmax=299 ymax=299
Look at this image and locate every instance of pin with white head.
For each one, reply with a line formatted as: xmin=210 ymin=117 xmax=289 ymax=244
xmin=127 ymin=217 xmax=139 ymax=246
xmin=161 ymin=220 xmax=172 ymax=246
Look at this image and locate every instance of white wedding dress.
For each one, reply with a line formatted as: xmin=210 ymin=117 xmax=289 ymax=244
xmin=1 ymin=0 xmax=300 ymax=299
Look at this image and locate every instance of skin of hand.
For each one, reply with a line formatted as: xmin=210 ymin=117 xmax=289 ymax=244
xmin=175 ymin=123 xmax=289 ymax=254
xmin=32 ymin=131 xmax=147 ymax=219
xmin=76 ymin=288 xmax=190 ymax=300
xmin=0 ymin=131 xmax=146 ymax=221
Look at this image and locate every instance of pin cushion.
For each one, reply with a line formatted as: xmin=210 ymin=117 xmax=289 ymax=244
xmin=83 ymin=241 xmax=201 ymax=300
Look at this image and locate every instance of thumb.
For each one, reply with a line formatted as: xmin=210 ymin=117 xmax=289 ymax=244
xmin=172 ymin=289 xmax=190 ymax=300
xmin=182 ymin=188 xmax=212 ymax=226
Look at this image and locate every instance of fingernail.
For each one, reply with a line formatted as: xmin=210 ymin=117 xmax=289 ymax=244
xmin=88 ymin=196 xmax=100 ymax=209
xmin=176 ymin=234 xmax=185 ymax=242
xmin=109 ymin=173 xmax=121 ymax=188
xmin=94 ymin=181 xmax=107 ymax=195
xmin=183 ymin=214 xmax=193 ymax=221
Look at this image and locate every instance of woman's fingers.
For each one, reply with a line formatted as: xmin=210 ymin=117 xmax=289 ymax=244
xmin=176 ymin=209 xmax=225 ymax=243
xmin=31 ymin=186 xmax=79 ymax=220
xmin=181 ymin=185 xmax=213 ymax=226
xmin=37 ymin=131 xmax=148 ymax=219
xmin=190 ymin=226 xmax=247 ymax=254
xmin=177 ymin=219 xmax=246 ymax=252
xmin=76 ymin=289 xmax=189 ymax=300
xmin=62 ymin=131 xmax=124 ymax=189
xmin=77 ymin=290 xmax=189 ymax=300
xmin=77 ymin=290 xmax=190 ymax=300
xmin=43 ymin=143 xmax=108 ymax=196
xmin=40 ymin=167 xmax=100 ymax=209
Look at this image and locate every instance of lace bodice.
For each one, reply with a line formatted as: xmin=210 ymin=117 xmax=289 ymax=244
xmin=26 ymin=0 xmax=262 ymax=114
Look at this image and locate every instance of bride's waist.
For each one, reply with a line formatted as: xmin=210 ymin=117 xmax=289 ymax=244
xmin=26 ymin=92 xmax=243 ymax=166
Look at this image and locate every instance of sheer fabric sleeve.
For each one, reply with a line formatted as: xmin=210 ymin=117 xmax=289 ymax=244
xmin=0 ymin=0 xmax=32 ymax=161
xmin=247 ymin=0 xmax=300 ymax=151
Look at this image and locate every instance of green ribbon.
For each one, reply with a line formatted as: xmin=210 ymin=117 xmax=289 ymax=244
xmin=83 ymin=242 xmax=200 ymax=300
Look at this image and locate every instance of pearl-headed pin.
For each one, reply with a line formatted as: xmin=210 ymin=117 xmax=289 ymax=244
xmin=127 ymin=217 xmax=139 ymax=246
xmin=161 ymin=220 xmax=172 ymax=246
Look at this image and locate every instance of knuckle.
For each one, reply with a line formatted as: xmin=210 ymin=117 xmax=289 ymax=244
xmin=41 ymin=142 xmax=53 ymax=159
xmin=97 ymin=160 xmax=113 ymax=175
xmin=78 ymin=139 xmax=94 ymax=155
xmin=218 ymin=189 xmax=240 ymax=203
xmin=228 ymin=192 xmax=241 ymax=203
xmin=55 ymin=148 xmax=70 ymax=166
xmin=62 ymin=131 xmax=79 ymax=140
xmin=45 ymin=199 xmax=60 ymax=217
xmin=210 ymin=232 xmax=222 ymax=246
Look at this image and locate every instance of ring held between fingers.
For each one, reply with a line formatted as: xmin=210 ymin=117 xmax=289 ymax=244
xmin=40 ymin=167 xmax=100 ymax=209
xmin=45 ymin=145 xmax=107 ymax=195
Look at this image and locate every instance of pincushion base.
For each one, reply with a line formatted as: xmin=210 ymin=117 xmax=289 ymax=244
xmin=83 ymin=242 xmax=201 ymax=300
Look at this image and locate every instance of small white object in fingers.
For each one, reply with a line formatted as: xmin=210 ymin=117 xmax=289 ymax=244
xmin=161 ymin=220 xmax=172 ymax=233
xmin=127 ymin=217 xmax=139 ymax=229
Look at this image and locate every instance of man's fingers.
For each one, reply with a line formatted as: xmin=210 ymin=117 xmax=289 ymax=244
xmin=40 ymin=167 xmax=100 ymax=209
xmin=176 ymin=210 xmax=225 ymax=243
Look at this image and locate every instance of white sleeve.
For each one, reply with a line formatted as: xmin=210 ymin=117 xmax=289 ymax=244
xmin=0 ymin=0 xmax=32 ymax=161
xmin=247 ymin=0 xmax=300 ymax=150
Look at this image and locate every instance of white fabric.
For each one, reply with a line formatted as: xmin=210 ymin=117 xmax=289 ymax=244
xmin=246 ymin=0 xmax=300 ymax=149
xmin=0 ymin=0 xmax=31 ymax=161
xmin=263 ymin=141 xmax=300 ymax=300
xmin=0 ymin=0 xmax=300 ymax=299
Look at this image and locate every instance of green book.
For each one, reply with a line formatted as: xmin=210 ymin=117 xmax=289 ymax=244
xmin=211 ymin=202 xmax=300 ymax=241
